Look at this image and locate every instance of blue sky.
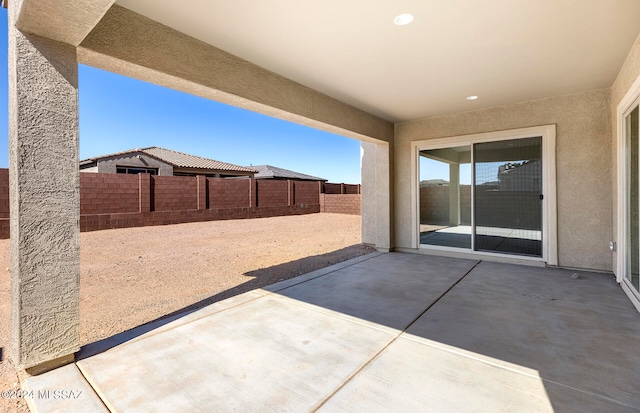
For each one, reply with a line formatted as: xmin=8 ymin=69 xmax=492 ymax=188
xmin=0 ymin=9 xmax=362 ymax=184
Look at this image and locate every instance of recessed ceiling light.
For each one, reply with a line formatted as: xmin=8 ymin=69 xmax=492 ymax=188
xmin=466 ymin=95 xmax=479 ymax=101
xmin=394 ymin=13 xmax=414 ymax=26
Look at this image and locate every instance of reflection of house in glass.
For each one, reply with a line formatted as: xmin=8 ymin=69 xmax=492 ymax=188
xmin=497 ymin=160 xmax=542 ymax=191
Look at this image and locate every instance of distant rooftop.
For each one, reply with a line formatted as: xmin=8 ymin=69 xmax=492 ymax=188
xmin=80 ymin=146 xmax=256 ymax=173
xmin=250 ymin=165 xmax=326 ymax=181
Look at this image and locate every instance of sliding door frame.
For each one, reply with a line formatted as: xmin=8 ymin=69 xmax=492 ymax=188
xmin=616 ymin=73 xmax=640 ymax=312
xmin=410 ymin=125 xmax=557 ymax=265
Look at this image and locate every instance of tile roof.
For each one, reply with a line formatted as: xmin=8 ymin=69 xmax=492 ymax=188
xmin=81 ymin=147 xmax=256 ymax=173
xmin=250 ymin=165 xmax=326 ymax=181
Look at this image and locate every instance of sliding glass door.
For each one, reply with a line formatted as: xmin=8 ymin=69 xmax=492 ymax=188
xmin=419 ymin=135 xmax=545 ymax=259
xmin=419 ymin=146 xmax=471 ymax=249
xmin=474 ymin=137 xmax=542 ymax=257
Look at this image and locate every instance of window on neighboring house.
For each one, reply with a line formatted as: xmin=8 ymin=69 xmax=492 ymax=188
xmin=116 ymin=167 xmax=158 ymax=175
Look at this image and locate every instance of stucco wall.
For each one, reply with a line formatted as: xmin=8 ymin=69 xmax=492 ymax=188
xmin=610 ymin=32 xmax=640 ymax=274
xmin=395 ymin=89 xmax=612 ymax=271
xmin=95 ymin=152 xmax=173 ymax=176
xmin=9 ymin=24 xmax=81 ymax=368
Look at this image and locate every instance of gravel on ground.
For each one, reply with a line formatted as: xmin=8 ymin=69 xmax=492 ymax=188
xmin=0 ymin=213 xmax=372 ymax=413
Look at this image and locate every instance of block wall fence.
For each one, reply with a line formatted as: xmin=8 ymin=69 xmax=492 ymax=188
xmin=419 ymin=185 xmax=541 ymax=229
xmin=0 ymin=170 xmax=360 ymax=237
xmin=321 ymin=182 xmax=361 ymax=215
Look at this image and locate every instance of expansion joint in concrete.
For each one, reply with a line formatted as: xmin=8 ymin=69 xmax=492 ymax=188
xmin=310 ymin=259 xmax=482 ymax=412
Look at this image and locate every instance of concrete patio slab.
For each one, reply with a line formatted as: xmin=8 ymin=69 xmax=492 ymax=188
xmin=21 ymin=252 xmax=640 ymax=412
xmin=77 ymin=294 xmax=398 ymax=412
xmin=22 ymin=364 xmax=107 ymax=413
xmin=277 ymin=254 xmax=479 ymax=330
xmin=407 ymin=261 xmax=640 ymax=409
xmin=456 ymin=261 xmax=633 ymax=311
xmin=77 ymin=290 xmax=268 ymax=360
xmin=319 ymin=335 xmax=637 ymax=413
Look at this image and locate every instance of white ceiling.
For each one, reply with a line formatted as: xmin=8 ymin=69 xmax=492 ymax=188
xmin=115 ymin=0 xmax=640 ymax=123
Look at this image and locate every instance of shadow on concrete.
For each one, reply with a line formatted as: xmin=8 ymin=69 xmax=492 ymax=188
xmin=77 ymin=244 xmax=376 ymax=360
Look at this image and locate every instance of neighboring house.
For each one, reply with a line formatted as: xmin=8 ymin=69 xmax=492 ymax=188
xmin=419 ymin=179 xmax=450 ymax=187
xmin=80 ymin=146 xmax=256 ymax=178
xmin=249 ymin=164 xmax=326 ymax=182
xmin=497 ymin=160 xmax=542 ymax=192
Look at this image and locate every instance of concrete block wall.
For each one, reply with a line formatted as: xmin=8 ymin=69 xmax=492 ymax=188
xmin=420 ymin=186 xmax=449 ymax=225
xmin=320 ymin=194 xmax=361 ymax=215
xmin=420 ymin=186 xmax=472 ymax=225
xmin=419 ymin=185 xmax=541 ymax=229
xmin=323 ymin=182 xmax=361 ymax=195
xmin=344 ymin=184 xmax=360 ymax=194
xmin=0 ymin=170 xmax=9 ymax=234
xmin=209 ymin=178 xmax=251 ymax=208
xmin=0 ymin=172 xmax=366 ymax=235
xmin=256 ymin=179 xmax=289 ymax=207
xmin=294 ymin=181 xmax=320 ymax=205
xmin=152 ymin=175 xmax=198 ymax=211
xmin=0 ymin=169 xmax=8 ymax=219
xmin=80 ymin=173 xmax=139 ymax=215
xmin=323 ymin=183 xmax=343 ymax=194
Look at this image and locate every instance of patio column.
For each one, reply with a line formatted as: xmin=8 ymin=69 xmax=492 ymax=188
xmin=9 ymin=4 xmax=81 ymax=373
xmin=449 ymin=163 xmax=460 ymax=226
xmin=361 ymin=141 xmax=393 ymax=251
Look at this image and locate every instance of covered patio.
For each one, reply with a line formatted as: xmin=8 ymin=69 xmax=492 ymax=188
xmin=5 ymin=2 xmax=640 ymax=410
xmin=25 ymin=252 xmax=640 ymax=412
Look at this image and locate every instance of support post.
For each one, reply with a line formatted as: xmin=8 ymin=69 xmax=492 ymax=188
xmin=9 ymin=4 xmax=80 ymax=372
xmin=361 ymin=141 xmax=393 ymax=251
xmin=449 ymin=164 xmax=460 ymax=226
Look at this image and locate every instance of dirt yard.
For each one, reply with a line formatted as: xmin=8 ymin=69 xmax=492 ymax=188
xmin=0 ymin=213 xmax=372 ymax=412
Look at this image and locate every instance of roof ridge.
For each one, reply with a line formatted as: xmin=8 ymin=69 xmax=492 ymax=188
xmin=144 ymin=146 xmax=236 ymax=164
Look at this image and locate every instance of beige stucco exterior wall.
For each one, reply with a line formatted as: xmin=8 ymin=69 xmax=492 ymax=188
xmin=93 ymin=153 xmax=173 ymax=175
xmin=395 ymin=89 xmax=612 ymax=271
xmin=361 ymin=141 xmax=394 ymax=251
xmin=610 ymin=32 xmax=640 ymax=274
xmin=9 ymin=4 xmax=81 ymax=370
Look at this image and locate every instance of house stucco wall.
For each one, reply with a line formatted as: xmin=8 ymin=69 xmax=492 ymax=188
xmin=610 ymin=32 xmax=640 ymax=274
xmin=395 ymin=89 xmax=612 ymax=271
xmin=94 ymin=152 xmax=173 ymax=175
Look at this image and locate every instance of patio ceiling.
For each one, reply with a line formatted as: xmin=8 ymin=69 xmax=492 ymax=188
xmin=115 ymin=0 xmax=640 ymax=122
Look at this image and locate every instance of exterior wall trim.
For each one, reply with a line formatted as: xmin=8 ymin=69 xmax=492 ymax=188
xmin=615 ymin=71 xmax=640 ymax=311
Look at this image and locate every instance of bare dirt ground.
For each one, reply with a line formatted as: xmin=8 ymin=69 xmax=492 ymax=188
xmin=0 ymin=213 xmax=372 ymax=412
